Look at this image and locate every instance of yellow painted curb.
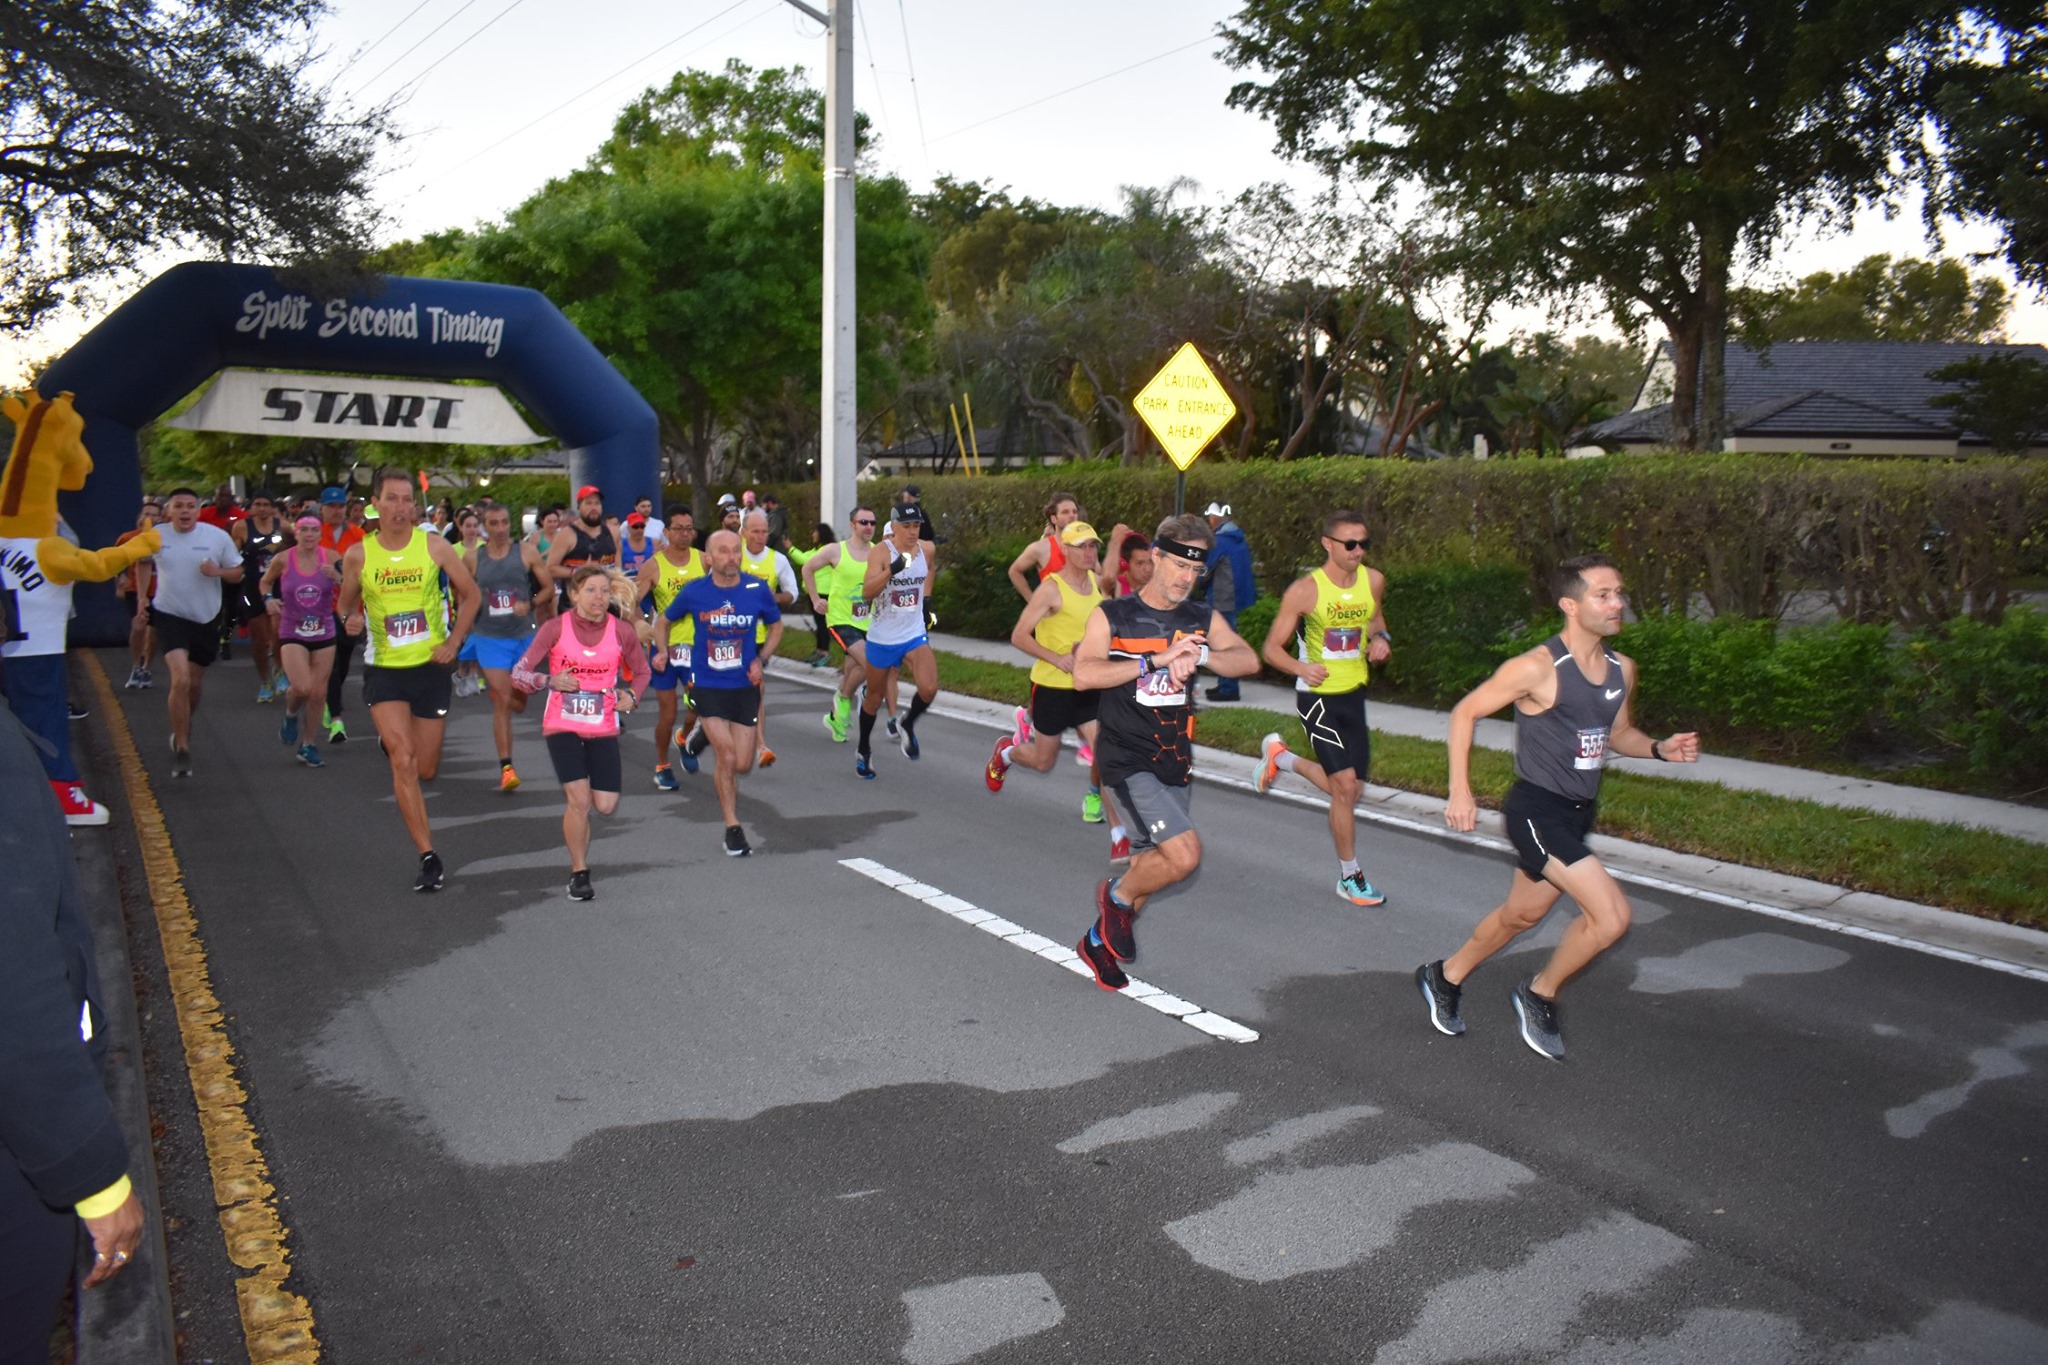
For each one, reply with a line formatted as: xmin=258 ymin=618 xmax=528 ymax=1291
xmin=84 ymin=655 xmax=321 ymax=1364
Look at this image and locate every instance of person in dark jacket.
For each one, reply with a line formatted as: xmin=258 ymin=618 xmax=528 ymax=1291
xmin=0 ymin=696 xmax=143 ymax=1363
xmin=1201 ymin=502 xmax=1257 ymax=700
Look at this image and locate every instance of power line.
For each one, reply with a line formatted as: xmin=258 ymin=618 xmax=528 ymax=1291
xmin=389 ymin=0 xmax=534 ymax=100
xmin=332 ymin=0 xmax=438 ymax=83
xmin=930 ymin=34 xmax=1215 ymax=144
xmin=354 ymin=0 xmax=487 ymax=93
xmin=894 ymin=0 xmax=928 ymax=167
xmin=854 ymin=0 xmax=894 ymax=145
xmin=430 ymin=0 xmax=765 ymax=179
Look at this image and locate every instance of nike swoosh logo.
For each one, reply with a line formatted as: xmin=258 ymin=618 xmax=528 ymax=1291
xmin=1605 ymin=688 xmax=1623 ymax=700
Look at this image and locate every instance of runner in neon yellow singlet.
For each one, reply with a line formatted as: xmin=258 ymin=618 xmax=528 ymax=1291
xmin=737 ymin=509 xmax=797 ymax=766
xmin=800 ymin=505 xmax=885 ymax=743
xmin=634 ymin=506 xmax=707 ymax=789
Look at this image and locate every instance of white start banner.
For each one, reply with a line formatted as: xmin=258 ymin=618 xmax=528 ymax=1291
xmin=168 ymin=369 xmax=544 ymax=446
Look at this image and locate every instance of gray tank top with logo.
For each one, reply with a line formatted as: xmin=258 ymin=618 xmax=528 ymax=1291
xmin=1514 ymin=634 xmax=1627 ymax=802
xmin=472 ymin=543 xmax=536 ymax=639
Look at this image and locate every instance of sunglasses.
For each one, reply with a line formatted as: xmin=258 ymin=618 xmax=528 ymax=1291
xmin=853 ymin=518 xmax=876 ymax=526
xmin=1325 ymin=536 xmax=1371 ymax=552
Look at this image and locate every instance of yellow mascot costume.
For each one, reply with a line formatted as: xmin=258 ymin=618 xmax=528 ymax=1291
xmin=1 ymin=390 xmax=161 ymax=825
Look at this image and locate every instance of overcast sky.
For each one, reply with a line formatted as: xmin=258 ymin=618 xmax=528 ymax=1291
xmin=6 ymin=0 xmax=2040 ymax=380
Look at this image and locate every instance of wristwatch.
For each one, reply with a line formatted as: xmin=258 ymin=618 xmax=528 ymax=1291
xmin=1372 ymin=630 xmax=1392 ymax=644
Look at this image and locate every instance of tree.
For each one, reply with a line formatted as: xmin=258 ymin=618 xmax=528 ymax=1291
xmin=1927 ymin=352 xmax=2048 ymax=452
xmin=1733 ymin=254 xmax=2011 ymax=345
xmin=1927 ymin=16 xmax=2048 ymax=290
xmin=1483 ymin=333 xmax=1639 ymax=455
xmin=0 ymin=0 xmax=390 ymax=330
xmin=1221 ymin=1 xmax=2002 ymax=450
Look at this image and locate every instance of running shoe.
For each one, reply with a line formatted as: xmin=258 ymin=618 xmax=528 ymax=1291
xmin=567 ymin=869 xmax=595 ymax=901
xmin=885 ymin=714 xmax=901 ymax=740
xmin=1075 ymin=742 xmax=1093 ymax=768
xmin=686 ymin=726 xmax=711 ymax=758
xmin=327 ymin=718 xmax=347 ymax=745
xmin=855 ymin=752 xmax=875 ymax=779
xmin=653 ymin=764 xmax=679 ymax=791
xmin=137 ymin=669 xmax=154 ymax=689
xmin=1415 ymin=961 xmax=1465 ymax=1037
xmin=1081 ymin=791 xmax=1103 ymax=823
xmin=758 ymin=747 xmax=777 ymax=768
xmin=1255 ymin=732 xmax=1286 ymax=795
xmin=899 ymin=722 xmax=919 ymax=760
xmin=1511 ymin=978 xmax=1565 ymax=1060
xmin=723 ymin=825 xmax=751 ymax=857
xmin=256 ymin=682 xmax=273 ymax=704
xmin=1109 ymin=831 xmax=1131 ymax=864
xmin=678 ymin=742 xmax=699 ymax=775
xmin=804 ymin=650 xmax=830 ymax=667
xmin=985 ymin=737 xmax=1012 ymax=792
xmin=1011 ymin=706 xmax=1033 ymax=750
xmin=822 ymin=709 xmax=847 ymax=743
xmin=280 ymin=712 xmax=299 ymax=747
xmin=297 ymin=744 xmax=325 ymax=769
xmin=124 ymin=666 xmax=145 ymax=690
xmin=674 ymin=720 xmax=695 ymax=753
xmin=68 ymin=701 xmax=88 ymax=721
xmin=171 ymin=746 xmax=192 ymax=779
xmin=413 ymin=851 xmax=446 ymax=894
xmin=1336 ymin=872 xmax=1387 ymax=907
xmin=499 ymin=764 xmax=521 ymax=792
xmin=1096 ymin=879 xmax=1137 ymax=962
xmin=1076 ymin=931 xmax=1129 ymax=991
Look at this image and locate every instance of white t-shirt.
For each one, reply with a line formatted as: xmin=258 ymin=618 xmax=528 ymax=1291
xmin=150 ymin=522 xmax=241 ymax=623
xmin=1 ymin=536 xmax=72 ymax=658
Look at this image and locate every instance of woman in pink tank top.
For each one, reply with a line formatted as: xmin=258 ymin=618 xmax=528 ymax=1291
xmin=260 ymin=517 xmax=341 ymax=767
xmin=512 ymin=565 xmax=652 ymax=901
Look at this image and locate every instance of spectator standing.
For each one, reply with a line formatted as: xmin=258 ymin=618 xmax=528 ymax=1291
xmin=1201 ymin=502 xmax=1257 ymax=700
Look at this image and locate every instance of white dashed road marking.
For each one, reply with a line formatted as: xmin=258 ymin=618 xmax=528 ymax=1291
xmin=840 ymin=857 xmax=1261 ymax=1043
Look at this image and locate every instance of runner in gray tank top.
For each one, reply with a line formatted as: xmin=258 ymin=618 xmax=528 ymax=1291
xmin=465 ymin=504 xmax=547 ymax=791
xmin=1414 ymin=554 xmax=1701 ymax=1060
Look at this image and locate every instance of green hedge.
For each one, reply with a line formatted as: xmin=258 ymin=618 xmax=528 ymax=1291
xmin=885 ymin=455 xmax=2048 ymax=627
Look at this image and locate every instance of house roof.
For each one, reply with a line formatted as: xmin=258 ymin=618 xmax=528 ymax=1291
xmin=1586 ymin=340 xmax=2048 ymax=446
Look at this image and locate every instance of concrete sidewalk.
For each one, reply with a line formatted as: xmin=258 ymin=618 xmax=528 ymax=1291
xmin=925 ymin=631 xmax=2048 ymax=847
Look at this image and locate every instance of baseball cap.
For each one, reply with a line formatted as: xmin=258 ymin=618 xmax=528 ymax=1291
xmin=890 ymin=503 xmax=923 ymax=523
xmin=625 ymin=511 xmax=647 ymax=527
xmin=1204 ymin=502 xmax=1230 ymax=517
xmin=575 ymin=484 xmax=602 ymax=502
xmin=1059 ymin=520 xmax=1102 ymax=547
xmin=319 ymin=486 xmax=347 ymax=505
xmin=902 ymin=483 xmax=922 ymax=497
xmin=717 ymin=492 xmax=738 ymax=507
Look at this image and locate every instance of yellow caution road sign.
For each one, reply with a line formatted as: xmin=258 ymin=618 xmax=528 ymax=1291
xmin=1134 ymin=342 xmax=1236 ymax=472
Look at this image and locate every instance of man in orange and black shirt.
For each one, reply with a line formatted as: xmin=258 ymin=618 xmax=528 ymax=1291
xmin=316 ymin=486 xmax=365 ymax=742
xmin=1068 ymin=512 xmax=1258 ymax=990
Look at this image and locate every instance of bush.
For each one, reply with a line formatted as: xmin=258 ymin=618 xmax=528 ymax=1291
xmin=1899 ymin=608 xmax=2048 ymax=785
xmin=928 ymin=537 xmax=1032 ymax=641
xmin=1372 ymin=562 xmax=1537 ymax=707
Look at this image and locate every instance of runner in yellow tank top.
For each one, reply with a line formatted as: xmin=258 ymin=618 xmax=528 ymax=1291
xmin=986 ymin=521 xmax=1131 ymax=861
xmin=337 ymin=469 xmax=480 ymax=893
xmin=737 ymin=509 xmax=797 ymax=765
xmin=632 ymin=507 xmax=706 ymax=788
xmin=1250 ymin=509 xmax=1392 ymax=907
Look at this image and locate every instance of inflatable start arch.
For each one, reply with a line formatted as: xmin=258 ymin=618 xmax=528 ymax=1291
xmin=37 ymin=261 xmax=658 ymax=645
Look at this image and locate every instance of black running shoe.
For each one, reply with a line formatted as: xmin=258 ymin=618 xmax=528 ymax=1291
xmin=1076 ymin=931 xmax=1129 ymax=991
xmin=171 ymin=747 xmax=192 ymax=779
xmin=413 ymin=850 xmax=446 ymax=893
xmin=1512 ymin=977 xmax=1565 ymax=1060
xmin=1095 ymin=879 xmax=1137 ymax=962
xmin=723 ymin=825 xmax=751 ymax=857
xmin=687 ymin=726 xmax=711 ymax=758
xmin=1415 ymin=961 xmax=1466 ymax=1037
xmin=567 ymin=869 xmax=595 ymax=901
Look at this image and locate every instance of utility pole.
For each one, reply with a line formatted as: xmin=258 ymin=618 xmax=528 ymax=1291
xmin=785 ymin=0 xmax=857 ymax=528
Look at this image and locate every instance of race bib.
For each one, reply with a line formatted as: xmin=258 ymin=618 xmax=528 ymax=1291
xmin=668 ymin=642 xmax=691 ymax=668
xmin=851 ymin=596 xmax=870 ymax=619
xmin=890 ymin=587 xmax=920 ymax=610
xmin=487 ymin=588 xmax=517 ymax=617
xmin=295 ymin=614 xmax=329 ymax=639
xmin=1322 ymin=626 xmax=1362 ymax=661
xmin=707 ymin=640 xmax=742 ymax=671
xmin=1135 ymin=668 xmax=1187 ymax=708
xmin=1575 ymin=727 xmax=1610 ymax=770
xmin=562 ymin=690 xmax=605 ymax=720
xmin=385 ymin=610 xmax=428 ymax=649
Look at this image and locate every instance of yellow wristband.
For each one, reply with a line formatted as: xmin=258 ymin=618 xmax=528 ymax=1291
xmin=75 ymin=1174 xmax=132 ymax=1219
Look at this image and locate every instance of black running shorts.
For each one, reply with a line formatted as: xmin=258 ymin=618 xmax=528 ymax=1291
xmin=1295 ymin=685 xmax=1371 ymax=778
xmin=1029 ymin=682 xmax=1099 ymax=737
xmin=151 ymin=608 xmax=220 ymax=667
xmin=362 ymin=662 xmax=453 ymax=719
xmin=692 ymin=683 xmax=760 ymax=728
xmin=828 ymin=623 xmax=866 ymax=652
xmin=545 ymin=731 xmax=623 ymax=792
xmin=1503 ymin=779 xmax=1598 ymax=881
xmin=1104 ymin=770 xmax=1195 ymax=854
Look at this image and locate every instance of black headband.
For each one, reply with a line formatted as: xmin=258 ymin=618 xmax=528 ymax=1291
xmin=1155 ymin=536 xmax=1210 ymax=565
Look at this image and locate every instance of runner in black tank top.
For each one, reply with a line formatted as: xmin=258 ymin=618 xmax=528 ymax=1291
xmin=1067 ymin=514 xmax=1260 ymax=992
xmin=237 ymin=494 xmax=290 ymax=701
xmin=545 ymin=486 xmax=619 ymax=609
xmin=1415 ymin=554 xmax=1701 ymax=1060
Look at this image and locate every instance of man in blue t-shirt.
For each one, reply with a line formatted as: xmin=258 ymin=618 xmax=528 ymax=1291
xmin=661 ymin=529 xmax=781 ymax=856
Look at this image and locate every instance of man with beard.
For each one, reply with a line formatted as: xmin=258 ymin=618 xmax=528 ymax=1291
xmin=545 ymin=484 xmax=618 ymax=610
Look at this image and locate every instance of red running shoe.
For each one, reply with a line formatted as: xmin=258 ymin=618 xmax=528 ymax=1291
xmin=1076 ymin=931 xmax=1129 ymax=991
xmin=1096 ymin=879 xmax=1137 ymax=962
xmin=985 ymin=737 xmax=1012 ymax=792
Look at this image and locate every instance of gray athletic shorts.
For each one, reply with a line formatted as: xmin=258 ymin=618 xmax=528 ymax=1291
xmin=1104 ymin=770 xmax=1195 ymax=854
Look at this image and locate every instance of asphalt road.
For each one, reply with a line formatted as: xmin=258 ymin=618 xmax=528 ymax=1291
xmin=92 ymin=649 xmax=2048 ymax=1364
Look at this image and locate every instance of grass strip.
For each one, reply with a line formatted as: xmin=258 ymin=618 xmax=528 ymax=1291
xmin=775 ymin=636 xmax=2048 ymax=927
